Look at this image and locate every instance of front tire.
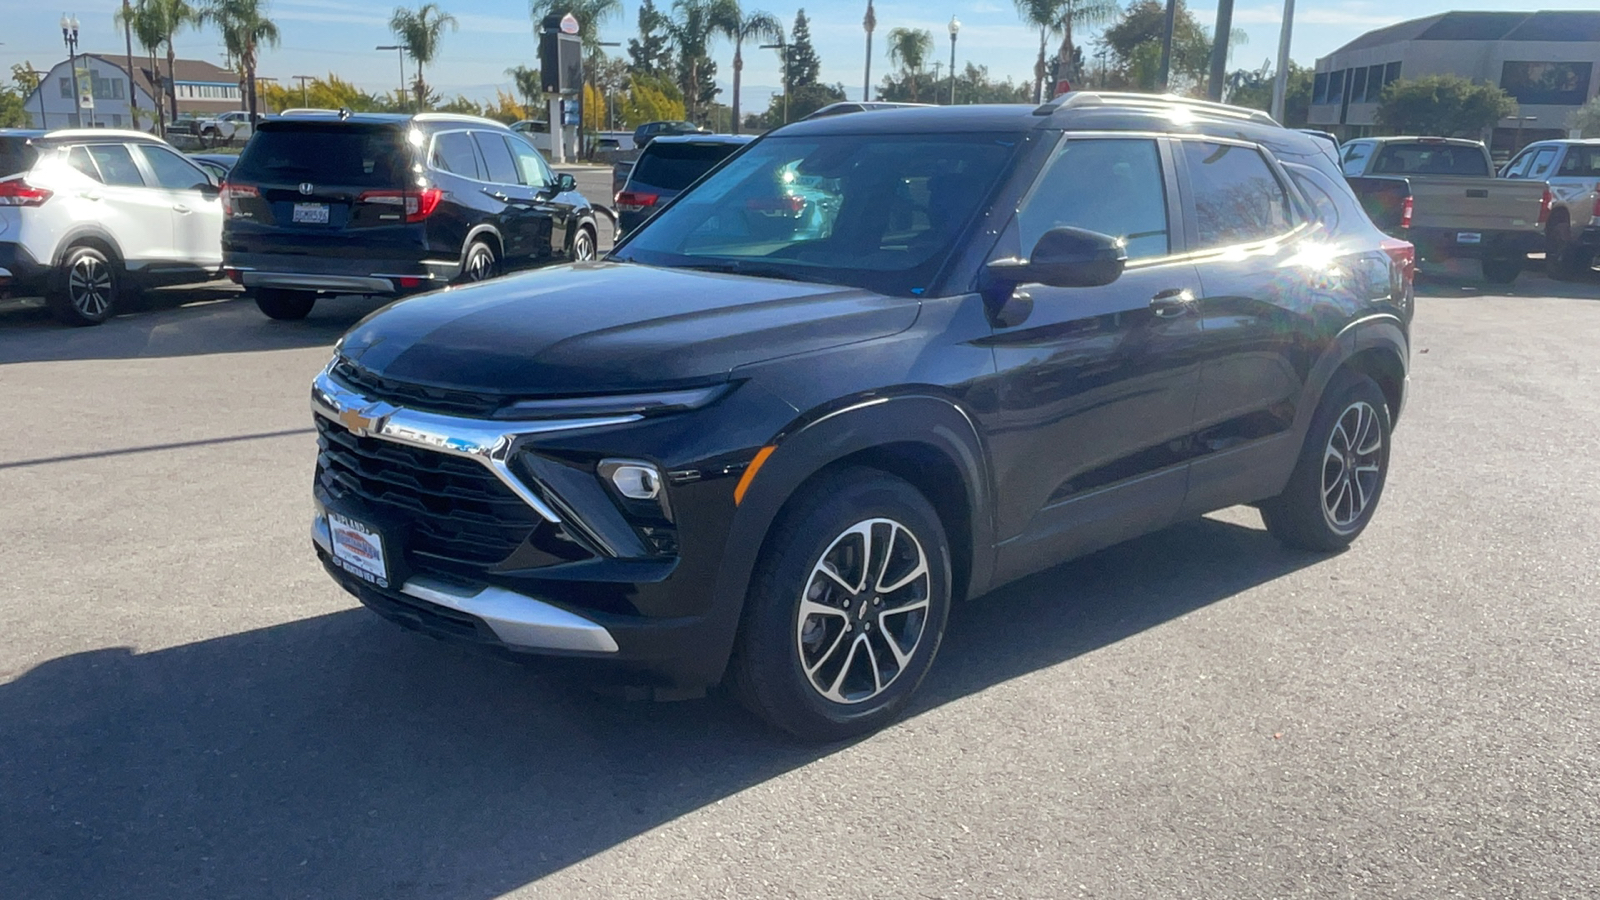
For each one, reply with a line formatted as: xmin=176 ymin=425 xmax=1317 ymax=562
xmin=48 ymin=245 xmax=120 ymax=326
xmin=730 ymin=467 xmax=952 ymax=742
xmin=253 ymin=288 xmax=316 ymax=320
xmin=1260 ymin=372 xmax=1392 ymax=552
xmin=571 ymin=224 xmax=597 ymax=261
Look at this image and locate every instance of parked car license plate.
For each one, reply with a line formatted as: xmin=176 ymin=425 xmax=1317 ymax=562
xmin=1456 ymin=232 xmax=1482 ymax=244
xmin=328 ymin=511 xmax=389 ymax=587
xmin=293 ymin=203 xmax=330 ymax=224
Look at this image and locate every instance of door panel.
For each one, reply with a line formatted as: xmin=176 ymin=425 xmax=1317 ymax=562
xmin=976 ymin=136 xmax=1204 ymax=584
xmin=475 ymin=132 xmax=550 ymax=265
xmin=133 ymin=143 xmax=223 ymax=268
xmin=81 ymin=143 xmax=177 ymax=266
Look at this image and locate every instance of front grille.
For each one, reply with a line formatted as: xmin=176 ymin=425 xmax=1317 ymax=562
xmin=316 ymin=416 xmax=551 ymax=574
xmin=331 ymin=358 xmax=507 ymax=418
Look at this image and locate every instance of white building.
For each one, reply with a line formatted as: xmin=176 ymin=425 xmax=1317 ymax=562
xmin=1310 ymin=11 xmax=1600 ymax=157
xmin=20 ymin=53 xmax=244 ymax=131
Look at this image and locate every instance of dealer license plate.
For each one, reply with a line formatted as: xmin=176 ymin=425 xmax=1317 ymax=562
xmin=292 ymin=202 xmax=330 ymax=224
xmin=1456 ymin=232 xmax=1482 ymax=244
xmin=329 ymin=512 xmax=388 ymax=587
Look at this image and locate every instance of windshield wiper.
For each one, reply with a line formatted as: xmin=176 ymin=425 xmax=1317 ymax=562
xmin=675 ymin=260 xmax=825 ymax=284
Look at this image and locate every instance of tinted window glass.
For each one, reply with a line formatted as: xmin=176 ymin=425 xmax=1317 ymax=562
xmin=1340 ymin=142 xmax=1373 ymax=176
xmin=631 ymin=141 xmax=742 ymax=191
xmin=506 ymin=136 xmax=550 ymax=188
xmin=137 ymin=144 xmax=208 ymax=190
xmin=1371 ymin=143 xmax=1489 ymax=176
xmin=1019 ymin=138 xmax=1168 ymax=260
xmin=86 ymin=144 xmax=145 ymax=187
xmin=230 ymin=124 xmax=411 ymax=187
xmin=1557 ymin=146 xmax=1600 ymax=176
xmin=67 ymin=146 xmax=102 ymax=182
xmin=431 ymin=131 xmax=483 ymax=179
xmin=1286 ymin=166 xmax=1340 ymax=229
xmin=1182 ymin=141 xmax=1293 ymax=248
xmin=615 ymin=133 xmax=1016 ymax=296
xmin=1503 ymin=149 xmax=1536 ymax=178
xmin=0 ymin=138 xmax=39 ymax=178
xmin=1526 ymin=147 xmax=1559 ymax=180
xmin=473 ymin=132 xmax=520 ymax=184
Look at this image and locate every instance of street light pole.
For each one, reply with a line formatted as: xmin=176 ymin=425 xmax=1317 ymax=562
xmin=863 ymin=0 xmax=876 ymax=102
xmin=761 ymin=40 xmax=789 ymax=124
xmin=1270 ymin=0 xmax=1295 ymax=122
xmin=948 ymin=16 xmax=960 ymax=105
xmin=61 ymin=14 xmax=83 ymax=128
xmin=24 ymin=65 xmax=47 ymax=128
xmin=376 ymin=46 xmax=406 ymax=110
xmin=293 ymin=75 xmax=313 ymax=108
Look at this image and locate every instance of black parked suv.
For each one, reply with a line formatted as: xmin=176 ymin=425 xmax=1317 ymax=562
xmin=615 ymin=134 xmax=753 ymax=236
xmin=222 ymin=112 xmax=597 ymax=320
xmin=308 ymin=95 xmax=1413 ymax=740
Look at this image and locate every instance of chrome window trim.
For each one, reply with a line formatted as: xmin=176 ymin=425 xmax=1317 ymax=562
xmin=310 ymin=364 xmax=641 ymax=533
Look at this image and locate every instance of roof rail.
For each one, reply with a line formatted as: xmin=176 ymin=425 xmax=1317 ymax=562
xmin=1034 ymin=91 xmax=1280 ymax=126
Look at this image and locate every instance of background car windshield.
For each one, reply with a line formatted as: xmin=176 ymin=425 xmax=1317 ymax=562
xmin=632 ymin=142 xmax=741 ymax=191
xmin=230 ymin=124 xmax=412 ymax=187
xmin=614 ymin=133 xmax=1016 ymax=296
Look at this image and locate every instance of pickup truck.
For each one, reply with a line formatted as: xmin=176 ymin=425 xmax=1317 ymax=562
xmin=1499 ymin=139 xmax=1600 ymax=277
xmin=1340 ymin=136 xmax=1549 ymax=284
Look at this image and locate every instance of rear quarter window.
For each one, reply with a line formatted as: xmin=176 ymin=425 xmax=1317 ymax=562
xmin=230 ymin=124 xmax=413 ymax=187
xmin=631 ymin=142 xmax=740 ymax=191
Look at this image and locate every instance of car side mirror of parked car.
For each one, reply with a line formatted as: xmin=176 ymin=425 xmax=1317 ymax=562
xmin=556 ymin=173 xmax=577 ymax=194
xmin=984 ymin=226 xmax=1127 ymax=289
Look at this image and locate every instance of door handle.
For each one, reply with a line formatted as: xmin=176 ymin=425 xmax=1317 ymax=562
xmin=1149 ymin=288 xmax=1195 ymax=317
xmin=483 ymin=189 xmax=511 ymax=202
xmin=81 ymin=192 xmax=102 ymax=201
xmin=173 ymin=204 xmax=192 ymax=214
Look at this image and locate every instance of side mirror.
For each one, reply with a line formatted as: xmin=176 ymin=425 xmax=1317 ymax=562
xmin=984 ymin=226 xmax=1127 ymax=289
xmin=556 ymin=173 xmax=577 ymax=193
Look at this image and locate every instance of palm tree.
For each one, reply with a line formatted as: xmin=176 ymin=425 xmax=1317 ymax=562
xmin=668 ymin=0 xmax=737 ymax=125
xmin=200 ymin=0 xmax=279 ymax=124
xmin=114 ymin=0 xmax=181 ymax=132
xmin=1012 ymin=0 xmax=1059 ymax=103
xmin=886 ymin=26 xmax=932 ymax=102
xmin=1051 ymin=0 xmax=1117 ymax=88
xmin=389 ymin=3 xmax=457 ymax=111
xmin=717 ymin=3 xmax=781 ymax=133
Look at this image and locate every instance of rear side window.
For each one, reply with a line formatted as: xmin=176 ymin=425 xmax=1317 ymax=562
xmin=87 ymin=144 xmax=145 ymax=187
xmin=1181 ymin=141 xmax=1294 ymax=248
xmin=631 ymin=142 xmax=741 ymax=191
xmin=1371 ymin=143 xmax=1489 ymax=176
xmin=0 ymin=138 xmax=39 ymax=178
xmin=431 ymin=131 xmax=483 ymax=179
xmin=136 ymin=144 xmax=210 ymax=191
xmin=1284 ymin=164 xmax=1343 ymax=229
xmin=472 ymin=132 xmax=520 ymax=185
xmin=230 ymin=124 xmax=412 ymax=187
xmin=1558 ymin=146 xmax=1600 ymax=176
xmin=67 ymin=146 xmax=102 ymax=182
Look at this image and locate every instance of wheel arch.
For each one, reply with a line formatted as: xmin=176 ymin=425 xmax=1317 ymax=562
xmin=1340 ymin=315 xmax=1409 ymax=426
xmin=53 ymin=226 xmax=125 ymax=268
xmin=462 ymin=224 xmax=503 ymax=261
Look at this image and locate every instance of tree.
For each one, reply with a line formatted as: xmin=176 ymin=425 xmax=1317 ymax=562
xmin=506 ymin=64 xmax=541 ymax=109
xmin=483 ymin=89 xmax=526 ymax=123
xmin=886 ymin=27 xmax=932 ymax=102
xmin=1375 ymin=75 xmax=1516 ymax=138
xmin=627 ymin=0 xmax=674 ymax=76
xmin=1568 ymin=95 xmax=1600 ymax=138
xmin=1052 ymin=0 xmax=1119 ymax=84
xmin=1226 ymin=59 xmax=1312 ymax=127
xmin=199 ymin=0 xmax=279 ymax=123
xmin=115 ymin=0 xmax=169 ymax=130
xmin=116 ymin=0 xmax=198 ymax=127
xmin=752 ymin=81 xmax=843 ymax=129
xmin=621 ymin=72 xmax=686 ymax=127
xmin=1013 ymin=0 xmax=1059 ymax=102
xmin=669 ymin=0 xmax=737 ymax=125
xmin=788 ymin=9 xmax=820 ymax=88
xmin=389 ymin=3 xmax=458 ymax=110
xmin=0 ymin=85 xmax=28 ymax=128
xmin=1098 ymin=0 xmax=1239 ymax=93
xmin=437 ymin=94 xmax=483 ymax=115
xmin=258 ymin=73 xmax=404 ymax=113
xmin=718 ymin=3 xmax=781 ymax=134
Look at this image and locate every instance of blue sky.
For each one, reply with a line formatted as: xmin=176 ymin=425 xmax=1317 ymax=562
xmin=0 ymin=0 xmax=1580 ymax=113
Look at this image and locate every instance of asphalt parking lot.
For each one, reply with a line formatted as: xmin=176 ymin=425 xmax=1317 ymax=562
xmin=1 ymin=268 xmax=1596 ymax=898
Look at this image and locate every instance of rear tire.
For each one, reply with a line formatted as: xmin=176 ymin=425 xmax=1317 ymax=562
xmin=1548 ymin=221 xmax=1592 ymax=279
xmin=1260 ymin=372 xmax=1392 ymax=552
xmin=1481 ymin=256 xmax=1522 ymax=284
xmin=571 ymin=225 xmax=597 ymax=261
xmin=729 ymin=467 xmax=952 ymax=742
xmin=48 ymin=245 xmax=120 ymax=326
xmin=458 ymin=240 xmax=499 ymax=284
xmin=254 ymin=288 xmax=316 ymax=320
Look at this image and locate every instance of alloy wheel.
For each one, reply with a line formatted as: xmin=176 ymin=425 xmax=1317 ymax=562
xmin=68 ymin=255 xmax=113 ymax=319
xmin=1322 ymin=400 xmax=1383 ymax=532
xmin=464 ymin=244 xmax=495 ymax=282
xmin=573 ymin=229 xmax=596 ymax=261
xmin=795 ymin=518 xmax=931 ymax=705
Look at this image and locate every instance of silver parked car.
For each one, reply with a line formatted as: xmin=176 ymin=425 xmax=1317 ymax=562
xmin=1500 ymin=139 xmax=1600 ymax=277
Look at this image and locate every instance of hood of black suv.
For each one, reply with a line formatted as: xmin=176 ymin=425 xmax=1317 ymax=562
xmin=337 ymin=262 xmax=920 ymax=396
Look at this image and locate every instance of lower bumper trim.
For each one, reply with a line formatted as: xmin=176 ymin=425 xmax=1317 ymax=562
xmin=239 ymin=271 xmax=395 ymax=293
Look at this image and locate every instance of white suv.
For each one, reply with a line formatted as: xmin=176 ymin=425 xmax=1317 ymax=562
xmin=0 ymin=128 xmax=224 ymax=325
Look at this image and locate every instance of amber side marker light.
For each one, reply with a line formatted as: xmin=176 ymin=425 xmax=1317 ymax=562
xmin=733 ymin=446 xmax=776 ymax=505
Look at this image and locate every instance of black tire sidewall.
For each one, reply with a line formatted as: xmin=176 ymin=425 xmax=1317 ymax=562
xmin=735 ymin=469 xmax=952 ymax=741
xmin=1482 ymin=257 xmax=1522 ymax=284
xmin=1266 ymin=373 xmax=1392 ymax=550
xmin=253 ymin=288 xmax=316 ymax=320
xmin=462 ymin=241 xmax=497 ymax=282
xmin=573 ymin=226 xmax=596 ymax=261
xmin=50 ymin=246 xmax=118 ymax=326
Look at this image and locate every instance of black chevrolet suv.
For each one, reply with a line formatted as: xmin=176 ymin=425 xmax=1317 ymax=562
xmin=222 ymin=112 xmax=596 ymax=320
xmin=309 ymin=94 xmax=1413 ymax=740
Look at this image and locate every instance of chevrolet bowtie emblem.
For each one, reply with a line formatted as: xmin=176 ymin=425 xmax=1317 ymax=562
xmin=338 ymin=401 xmax=397 ymax=437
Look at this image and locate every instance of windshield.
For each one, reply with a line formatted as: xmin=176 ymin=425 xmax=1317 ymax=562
xmin=631 ymin=141 xmax=742 ymax=191
xmin=613 ymin=133 xmax=1018 ymax=296
xmin=229 ymin=123 xmax=413 ymax=187
xmin=1372 ymin=143 xmax=1489 ymax=177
